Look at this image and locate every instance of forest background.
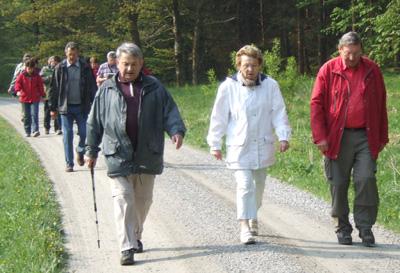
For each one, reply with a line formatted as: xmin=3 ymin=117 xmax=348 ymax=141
xmin=0 ymin=0 xmax=399 ymax=90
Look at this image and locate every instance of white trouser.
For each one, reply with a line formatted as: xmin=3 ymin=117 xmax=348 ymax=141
xmin=111 ymin=174 xmax=155 ymax=251
xmin=234 ymin=168 xmax=267 ymax=220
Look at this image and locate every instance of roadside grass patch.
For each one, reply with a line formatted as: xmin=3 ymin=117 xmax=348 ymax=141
xmin=0 ymin=117 xmax=66 ymax=272
xmin=169 ymin=71 xmax=400 ymax=233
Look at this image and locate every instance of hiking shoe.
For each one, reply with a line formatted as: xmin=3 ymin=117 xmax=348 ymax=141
xmin=336 ymin=230 xmax=352 ymax=245
xmin=240 ymin=230 xmax=256 ymax=245
xmin=32 ymin=131 xmax=40 ymax=137
xmin=249 ymin=219 xmax=258 ymax=236
xmin=359 ymin=229 xmax=375 ymax=247
xmin=120 ymin=248 xmax=135 ymax=265
xmin=45 ymin=129 xmax=50 ymax=135
xmin=25 ymin=133 xmax=31 ymax=137
xmin=56 ymin=130 xmax=62 ymax=135
xmin=135 ymin=240 xmax=143 ymax=253
xmin=76 ymin=153 xmax=84 ymax=166
xmin=65 ymin=165 xmax=73 ymax=172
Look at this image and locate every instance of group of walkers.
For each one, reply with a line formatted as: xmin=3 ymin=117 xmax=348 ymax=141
xmin=6 ymin=30 xmax=388 ymax=266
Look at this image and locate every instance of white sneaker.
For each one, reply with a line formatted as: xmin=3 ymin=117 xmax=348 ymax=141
xmin=240 ymin=230 xmax=256 ymax=244
xmin=249 ymin=219 xmax=258 ymax=236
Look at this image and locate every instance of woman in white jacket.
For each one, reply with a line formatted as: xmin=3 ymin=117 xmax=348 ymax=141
xmin=207 ymin=45 xmax=291 ymax=244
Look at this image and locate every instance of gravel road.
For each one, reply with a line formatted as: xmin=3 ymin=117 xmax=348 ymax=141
xmin=1 ymin=97 xmax=399 ymax=273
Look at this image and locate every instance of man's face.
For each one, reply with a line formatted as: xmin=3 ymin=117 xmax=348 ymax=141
xmin=108 ymin=57 xmax=116 ymax=66
xmin=65 ymin=48 xmax=79 ymax=64
xmin=238 ymin=55 xmax=261 ymax=82
xmin=117 ymin=52 xmax=143 ymax=82
xmin=339 ymin=44 xmax=362 ymax=68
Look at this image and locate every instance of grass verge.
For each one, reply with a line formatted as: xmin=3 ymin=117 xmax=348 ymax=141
xmin=0 ymin=116 xmax=66 ymax=272
xmin=169 ymin=71 xmax=400 ymax=233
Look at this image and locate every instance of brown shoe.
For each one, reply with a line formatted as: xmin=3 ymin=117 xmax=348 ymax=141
xmin=65 ymin=165 xmax=73 ymax=172
xmin=76 ymin=153 xmax=84 ymax=166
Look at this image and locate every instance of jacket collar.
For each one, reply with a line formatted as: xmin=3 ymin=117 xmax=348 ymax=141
xmin=230 ymin=72 xmax=267 ymax=86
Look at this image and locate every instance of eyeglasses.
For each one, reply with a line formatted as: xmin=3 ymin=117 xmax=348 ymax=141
xmin=340 ymin=51 xmax=362 ymax=58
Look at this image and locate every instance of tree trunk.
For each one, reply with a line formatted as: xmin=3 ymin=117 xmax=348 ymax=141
xmin=129 ymin=12 xmax=141 ymax=48
xmin=297 ymin=7 xmax=305 ymax=74
xmin=172 ymin=0 xmax=184 ymax=86
xmin=259 ymin=0 xmax=265 ymax=47
xmin=31 ymin=0 xmax=40 ymax=46
xmin=318 ymin=0 xmax=328 ymax=66
xmin=192 ymin=2 xmax=204 ymax=85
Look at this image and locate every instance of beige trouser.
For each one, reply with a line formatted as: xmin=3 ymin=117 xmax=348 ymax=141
xmin=111 ymin=174 xmax=155 ymax=251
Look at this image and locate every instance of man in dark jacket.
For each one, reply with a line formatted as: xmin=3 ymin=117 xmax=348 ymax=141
xmin=49 ymin=42 xmax=97 ymax=172
xmin=85 ymin=42 xmax=186 ymax=266
xmin=310 ymin=32 xmax=388 ymax=247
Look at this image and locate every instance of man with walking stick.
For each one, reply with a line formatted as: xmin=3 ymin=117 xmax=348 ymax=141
xmin=85 ymin=42 xmax=186 ymax=265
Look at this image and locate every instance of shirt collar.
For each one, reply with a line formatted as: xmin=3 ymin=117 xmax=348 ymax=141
xmin=67 ymin=59 xmax=80 ymax=68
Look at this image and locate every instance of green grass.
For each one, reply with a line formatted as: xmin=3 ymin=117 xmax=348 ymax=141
xmin=0 ymin=117 xmax=67 ymax=272
xmin=169 ymin=71 xmax=400 ymax=233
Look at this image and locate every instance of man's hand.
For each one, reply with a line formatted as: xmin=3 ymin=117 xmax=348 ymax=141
xmin=316 ymin=140 xmax=328 ymax=154
xmin=86 ymin=157 xmax=97 ymax=169
xmin=171 ymin=134 xmax=183 ymax=149
xmin=279 ymin=140 xmax=290 ymax=152
xmin=50 ymin=111 xmax=57 ymax=120
xmin=211 ymin=150 xmax=222 ymax=160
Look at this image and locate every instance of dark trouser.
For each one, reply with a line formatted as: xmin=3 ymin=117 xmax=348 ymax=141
xmin=43 ymin=100 xmax=60 ymax=131
xmin=324 ymin=129 xmax=379 ymax=234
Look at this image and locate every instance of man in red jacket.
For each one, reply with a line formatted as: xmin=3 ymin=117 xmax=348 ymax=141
xmin=310 ymin=32 xmax=388 ymax=247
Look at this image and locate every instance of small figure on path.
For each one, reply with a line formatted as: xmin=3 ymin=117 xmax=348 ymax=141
xmin=310 ymin=31 xmax=389 ymax=247
xmin=207 ymin=45 xmax=291 ymax=244
xmin=15 ymin=58 xmax=45 ymax=137
xmin=85 ymin=42 xmax=186 ymax=265
xmin=40 ymin=55 xmax=62 ymax=135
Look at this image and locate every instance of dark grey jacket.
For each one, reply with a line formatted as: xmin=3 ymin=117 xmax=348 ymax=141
xmin=49 ymin=58 xmax=97 ymax=114
xmin=85 ymin=74 xmax=186 ymax=177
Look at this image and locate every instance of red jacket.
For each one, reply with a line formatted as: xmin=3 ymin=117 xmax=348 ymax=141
xmin=15 ymin=70 xmax=45 ymax=103
xmin=310 ymin=56 xmax=388 ymax=160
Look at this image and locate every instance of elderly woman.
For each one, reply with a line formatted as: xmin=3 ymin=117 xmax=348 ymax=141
xmin=207 ymin=45 xmax=291 ymax=244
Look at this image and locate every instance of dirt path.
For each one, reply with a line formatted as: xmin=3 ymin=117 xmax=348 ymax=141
xmin=1 ymin=97 xmax=399 ymax=273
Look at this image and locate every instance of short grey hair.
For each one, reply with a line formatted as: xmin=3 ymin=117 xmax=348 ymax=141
xmin=116 ymin=42 xmax=143 ymax=59
xmin=338 ymin=31 xmax=362 ymax=48
xmin=65 ymin=41 xmax=79 ymax=52
xmin=107 ymin=51 xmax=116 ymax=59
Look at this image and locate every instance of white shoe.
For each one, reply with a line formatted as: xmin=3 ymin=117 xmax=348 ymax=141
xmin=249 ymin=219 xmax=258 ymax=236
xmin=240 ymin=230 xmax=256 ymax=244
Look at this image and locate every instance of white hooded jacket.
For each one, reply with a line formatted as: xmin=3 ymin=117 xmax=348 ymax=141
xmin=207 ymin=73 xmax=291 ymax=169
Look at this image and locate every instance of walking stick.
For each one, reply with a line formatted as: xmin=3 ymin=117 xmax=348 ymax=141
xmin=90 ymin=166 xmax=101 ymax=248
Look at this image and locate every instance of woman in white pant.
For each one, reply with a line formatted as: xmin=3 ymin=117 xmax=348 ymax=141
xmin=207 ymin=45 xmax=291 ymax=244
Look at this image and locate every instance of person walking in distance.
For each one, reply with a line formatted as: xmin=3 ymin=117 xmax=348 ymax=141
xmin=14 ymin=58 xmax=45 ymax=137
xmin=96 ymin=51 xmax=118 ymax=86
xmin=40 ymin=55 xmax=62 ymax=135
xmin=207 ymin=45 xmax=291 ymax=244
xmin=310 ymin=31 xmax=389 ymax=247
xmin=85 ymin=42 xmax=186 ymax=265
xmin=49 ymin=41 xmax=97 ymax=172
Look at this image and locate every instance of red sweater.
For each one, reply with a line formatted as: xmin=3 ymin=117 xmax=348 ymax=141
xmin=15 ymin=70 xmax=45 ymax=103
xmin=310 ymin=56 xmax=388 ymax=160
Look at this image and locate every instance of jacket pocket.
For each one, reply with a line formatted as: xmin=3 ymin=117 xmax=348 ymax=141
xmin=102 ymin=138 xmax=119 ymax=156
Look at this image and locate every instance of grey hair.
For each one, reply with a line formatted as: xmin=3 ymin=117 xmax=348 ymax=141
xmin=65 ymin=41 xmax=79 ymax=52
xmin=338 ymin=31 xmax=362 ymax=48
xmin=107 ymin=51 xmax=116 ymax=59
xmin=116 ymin=42 xmax=143 ymax=59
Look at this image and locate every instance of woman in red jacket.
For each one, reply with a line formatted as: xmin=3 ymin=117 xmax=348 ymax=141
xmin=15 ymin=58 xmax=45 ymax=137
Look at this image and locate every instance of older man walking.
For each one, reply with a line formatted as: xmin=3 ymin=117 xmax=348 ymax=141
xmin=85 ymin=42 xmax=186 ymax=265
xmin=310 ymin=32 xmax=389 ymax=247
xmin=49 ymin=41 xmax=97 ymax=172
